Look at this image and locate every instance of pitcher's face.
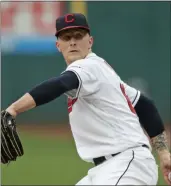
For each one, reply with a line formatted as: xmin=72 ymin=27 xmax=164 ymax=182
xmin=56 ymin=28 xmax=93 ymax=65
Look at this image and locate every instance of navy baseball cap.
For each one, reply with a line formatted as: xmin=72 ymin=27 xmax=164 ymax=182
xmin=55 ymin=13 xmax=90 ymax=37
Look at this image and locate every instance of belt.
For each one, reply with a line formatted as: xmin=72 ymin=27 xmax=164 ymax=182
xmin=93 ymin=144 xmax=149 ymax=166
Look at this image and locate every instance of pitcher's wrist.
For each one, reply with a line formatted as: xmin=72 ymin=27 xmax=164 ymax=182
xmin=6 ymin=106 xmax=18 ymax=118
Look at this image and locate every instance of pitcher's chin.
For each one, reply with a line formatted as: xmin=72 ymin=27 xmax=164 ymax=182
xmin=67 ymin=54 xmax=83 ymax=64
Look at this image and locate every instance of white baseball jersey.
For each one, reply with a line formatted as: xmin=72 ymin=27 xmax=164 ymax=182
xmin=64 ymin=52 xmax=151 ymax=162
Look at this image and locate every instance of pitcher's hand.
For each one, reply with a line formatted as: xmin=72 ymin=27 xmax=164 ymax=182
xmin=159 ymin=151 xmax=171 ymax=185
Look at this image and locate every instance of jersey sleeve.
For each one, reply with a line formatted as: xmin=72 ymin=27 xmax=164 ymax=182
xmin=121 ymin=81 xmax=141 ymax=106
xmin=64 ymin=60 xmax=100 ymax=98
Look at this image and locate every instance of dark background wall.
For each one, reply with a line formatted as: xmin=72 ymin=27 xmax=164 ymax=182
xmin=2 ymin=2 xmax=170 ymax=124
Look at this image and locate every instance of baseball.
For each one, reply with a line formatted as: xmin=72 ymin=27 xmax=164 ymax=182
xmin=168 ymin=172 xmax=171 ymax=182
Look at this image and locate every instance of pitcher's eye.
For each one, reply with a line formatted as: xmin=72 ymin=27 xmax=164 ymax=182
xmin=62 ymin=35 xmax=71 ymax=41
xmin=74 ymin=33 xmax=84 ymax=40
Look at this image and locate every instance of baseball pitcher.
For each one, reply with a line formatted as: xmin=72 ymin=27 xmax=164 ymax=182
xmin=1 ymin=13 xmax=171 ymax=185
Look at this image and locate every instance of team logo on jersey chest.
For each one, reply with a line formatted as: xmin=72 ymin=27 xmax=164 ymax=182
xmin=68 ymin=97 xmax=78 ymax=113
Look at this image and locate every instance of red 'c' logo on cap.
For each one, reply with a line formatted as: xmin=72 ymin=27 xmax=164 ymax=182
xmin=65 ymin=14 xmax=74 ymax=23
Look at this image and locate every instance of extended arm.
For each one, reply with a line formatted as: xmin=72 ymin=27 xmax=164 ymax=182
xmin=5 ymin=71 xmax=79 ymax=117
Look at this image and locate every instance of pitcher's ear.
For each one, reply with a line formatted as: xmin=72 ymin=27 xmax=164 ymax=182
xmin=56 ymin=41 xmax=61 ymax=52
xmin=89 ymin=36 xmax=93 ymax=45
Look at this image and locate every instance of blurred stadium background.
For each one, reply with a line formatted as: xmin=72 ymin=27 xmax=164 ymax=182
xmin=1 ymin=1 xmax=170 ymax=185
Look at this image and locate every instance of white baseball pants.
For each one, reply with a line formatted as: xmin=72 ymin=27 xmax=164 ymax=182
xmin=76 ymin=146 xmax=158 ymax=185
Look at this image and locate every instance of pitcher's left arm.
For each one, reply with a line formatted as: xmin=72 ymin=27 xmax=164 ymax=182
xmin=134 ymin=94 xmax=171 ymax=185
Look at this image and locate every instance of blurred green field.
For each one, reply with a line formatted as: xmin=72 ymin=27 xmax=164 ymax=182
xmin=1 ymin=130 xmax=166 ymax=185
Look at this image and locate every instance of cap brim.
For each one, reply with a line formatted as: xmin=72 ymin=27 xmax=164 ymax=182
xmin=55 ymin=26 xmax=90 ymax=37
